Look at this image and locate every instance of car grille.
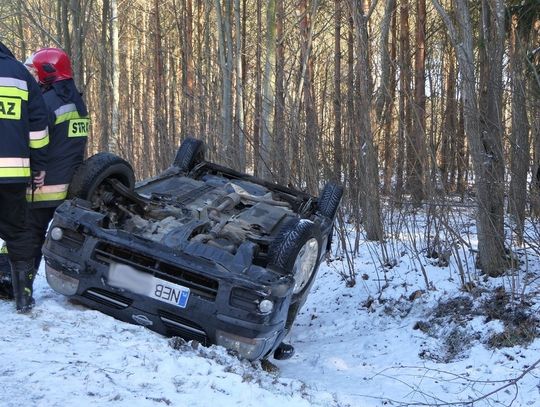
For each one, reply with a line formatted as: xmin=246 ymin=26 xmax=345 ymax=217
xmin=93 ymin=243 xmax=219 ymax=301
xmin=230 ymin=287 xmax=260 ymax=312
xmin=82 ymin=288 xmax=133 ymax=309
xmin=158 ymin=310 xmax=208 ymax=345
xmin=55 ymin=229 xmax=85 ymax=250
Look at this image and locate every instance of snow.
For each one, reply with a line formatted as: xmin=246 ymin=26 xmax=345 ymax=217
xmin=2 ymin=219 xmax=540 ymax=406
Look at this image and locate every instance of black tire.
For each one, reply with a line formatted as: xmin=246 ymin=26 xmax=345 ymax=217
xmin=173 ymin=137 xmax=205 ymax=172
xmin=269 ymin=218 xmax=322 ymax=331
xmin=317 ymin=182 xmax=343 ymax=220
xmin=269 ymin=218 xmax=322 ymax=298
xmin=68 ymin=153 xmax=135 ymax=204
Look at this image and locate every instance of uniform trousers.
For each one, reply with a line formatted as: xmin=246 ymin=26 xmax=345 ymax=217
xmin=0 ymin=183 xmax=30 ymax=261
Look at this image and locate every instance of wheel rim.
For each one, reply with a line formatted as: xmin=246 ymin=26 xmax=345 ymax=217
xmin=292 ymin=238 xmax=319 ymax=294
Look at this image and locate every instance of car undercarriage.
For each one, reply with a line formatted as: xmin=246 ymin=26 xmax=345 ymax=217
xmin=43 ymin=138 xmax=343 ymax=361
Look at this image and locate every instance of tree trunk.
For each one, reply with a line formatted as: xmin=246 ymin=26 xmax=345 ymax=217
xmin=61 ymin=1 xmax=71 ymax=66
xmin=433 ymin=0 xmax=506 ymax=276
xmin=70 ymin=0 xmax=84 ymax=88
xmin=456 ymin=92 xmax=467 ymax=196
xmin=259 ymin=0 xmax=276 ymax=180
xmin=274 ymin=0 xmax=287 ymax=184
xmin=348 ymin=0 xmax=383 ymax=241
xmin=441 ymin=45 xmax=457 ymax=192
xmin=16 ymin=2 xmax=26 ymax=59
xmin=253 ymin=0 xmax=262 ymax=176
xmin=153 ymin=0 xmax=168 ymax=170
xmin=99 ymin=0 xmax=111 ymax=152
xmin=531 ymin=50 xmax=540 ymax=217
xmin=109 ymin=0 xmax=120 ymax=153
xmin=333 ymin=0 xmax=343 ymax=182
xmin=508 ymin=9 xmax=530 ymax=242
xmin=214 ymin=0 xmax=234 ymax=167
xmin=531 ymin=98 xmax=540 ymax=217
xmin=174 ymin=0 xmax=195 ymax=139
xmin=234 ymin=0 xmax=246 ymax=172
xmin=477 ymin=0 xmax=506 ymax=274
xmin=346 ymin=15 xmax=357 ymax=217
xmin=377 ymin=0 xmax=397 ymax=194
xmin=299 ymin=0 xmax=319 ymax=195
xmin=395 ymin=0 xmax=411 ymax=201
xmin=410 ymin=0 xmax=426 ymax=203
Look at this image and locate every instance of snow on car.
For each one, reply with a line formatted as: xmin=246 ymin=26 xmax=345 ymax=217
xmin=43 ymin=137 xmax=342 ymax=361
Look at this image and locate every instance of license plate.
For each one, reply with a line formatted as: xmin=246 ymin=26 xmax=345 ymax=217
xmin=108 ymin=263 xmax=190 ymax=308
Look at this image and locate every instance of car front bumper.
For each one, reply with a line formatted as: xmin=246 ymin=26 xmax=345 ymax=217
xmin=43 ymin=201 xmax=294 ymax=361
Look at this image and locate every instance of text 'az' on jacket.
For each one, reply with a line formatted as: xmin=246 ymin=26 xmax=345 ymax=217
xmin=0 ymin=43 xmax=49 ymax=184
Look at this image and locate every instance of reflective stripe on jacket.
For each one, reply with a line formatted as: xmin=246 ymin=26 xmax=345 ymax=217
xmin=26 ymin=183 xmax=69 ymax=202
xmin=0 ymin=48 xmax=49 ymax=183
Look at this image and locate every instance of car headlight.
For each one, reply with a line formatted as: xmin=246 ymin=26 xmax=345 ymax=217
xmin=215 ymin=330 xmax=277 ymax=361
xmin=45 ymin=264 xmax=79 ymax=295
xmin=258 ymin=299 xmax=274 ymax=313
xmin=50 ymin=227 xmax=64 ymax=241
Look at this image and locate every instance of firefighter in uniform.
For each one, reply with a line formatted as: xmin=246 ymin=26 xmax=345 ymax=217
xmin=0 ymin=42 xmax=49 ymax=312
xmin=0 ymin=48 xmax=89 ymax=311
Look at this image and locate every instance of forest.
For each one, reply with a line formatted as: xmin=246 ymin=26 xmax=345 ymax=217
xmin=1 ymin=0 xmax=540 ymax=279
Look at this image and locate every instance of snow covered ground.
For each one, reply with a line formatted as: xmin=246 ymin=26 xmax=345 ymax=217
xmin=1 ymin=221 xmax=540 ymax=407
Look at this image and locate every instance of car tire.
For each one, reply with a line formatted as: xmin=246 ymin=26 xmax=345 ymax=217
xmin=317 ymin=182 xmax=343 ymax=254
xmin=317 ymin=182 xmax=343 ymax=221
xmin=269 ymin=218 xmax=322 ymax=331
xmin=173 ymin=137 xmax=205 ymax=172
xmin=68 ymin=153 xmax=135 ymax=204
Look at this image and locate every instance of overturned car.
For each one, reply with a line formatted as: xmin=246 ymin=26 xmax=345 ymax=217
xmin=43 ymin=138 xmax=342 ymax=361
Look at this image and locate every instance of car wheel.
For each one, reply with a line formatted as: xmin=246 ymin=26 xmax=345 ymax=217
xmin=317 ymin=182 xmax=343 ymax=221
xmin=269 ymin=218 xmax=322 ymax=330
xmin=173 ymin=137 xmax=205 ymax=172
xmin=68 ymin=152 xmax=135 ymax=207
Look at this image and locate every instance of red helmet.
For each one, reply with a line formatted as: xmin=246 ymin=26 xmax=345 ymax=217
xmin=30 ymin=48 xmax=72 ymax=85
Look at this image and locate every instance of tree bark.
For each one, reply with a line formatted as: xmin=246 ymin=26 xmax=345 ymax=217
xmin=99 ymin=0 xmax=111 ymax=152
xmin=234 ymin=0 xmax=246 ymax=172
xmin=174 ymin=0 xmax=195 ymax=139
xmin=274 ymin=0 xmax=287 ymax=184
xmin=531 ymin=49 xmax=540 ymax=217
xmin=410 ymin=0 xmax=426 ymax=203
xmin=508 ymin=9 xmax=530 ymax=242
xmin=377 ymin=0 xmax=396 ymax=194
xmin=109 ymin=0 xmax=120 ymax=153
xmin=253 ymin=0 xmax=262 ymax=176
xmin=395 ymin=0 xmax=411 ymax=201
xmin=214 ymin=0 xmax=234 ymax=167
xmin=433 ymin=0 xmax=506 ymax=276
xmin=441 ymin=44 xmax=457 ymax=192
xmin=259 ymin=0 xmax=276 ymax=180
xmin=348 ymin=0 xmax=383 ymax=241
xmin=333 ymin=0 xmax=343 ymax=182
xmin=299 ymin=0 xmax=319 ymax=195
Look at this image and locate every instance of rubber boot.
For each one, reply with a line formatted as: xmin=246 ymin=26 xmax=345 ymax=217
xmin=10 ymin=260 xmax=36 ymax=313
xmin=0 ymin=249 xmax=14 ymax=299
xmin=0 ymin=272 xmax=13 ymax=300
xmin=273 ymin=342 xmax=295 ymax=360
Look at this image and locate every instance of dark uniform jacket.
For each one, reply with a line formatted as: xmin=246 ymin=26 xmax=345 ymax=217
xmin=29 ymin=79 xmax=89 ymax=208
xmin=0 ymin=43 xmax=49 ymax=184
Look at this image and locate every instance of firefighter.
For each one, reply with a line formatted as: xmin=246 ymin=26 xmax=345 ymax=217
xmin=0 ymin=48 xmax=89 ymax=311
xmin=0 ymin=42 xmax=49 ymax=312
